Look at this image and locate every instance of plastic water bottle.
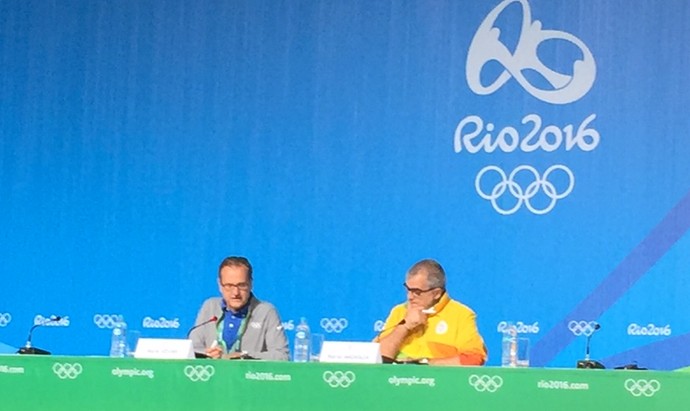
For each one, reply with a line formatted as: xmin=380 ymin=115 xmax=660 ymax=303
xmin=293 ymin=317 xmax=311 ymax=362
xmin=109 ymin=318 xmax=128 ymax=357
xmin=501 ymin=322 xmax=518 ymax=367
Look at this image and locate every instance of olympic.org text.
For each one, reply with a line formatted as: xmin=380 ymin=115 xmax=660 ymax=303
xmin=244 ymin=371 xmax=292 ymax=382
xmin=0 ymin=365 xmax=25 ymax=374
xmin=537 ymin=380 xmax=589 ymax=390
xmin=112 ymin=367 xmax=155 ymax=379
xmin=388 ymin=376 xmax=436 ymax=387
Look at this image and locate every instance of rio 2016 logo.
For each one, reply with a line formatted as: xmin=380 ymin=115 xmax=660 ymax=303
xmin=497 ymin=321 xmax=540 ymax=334
xmin=456 ymin=0 xmax=598 ymax=216
xmin=466 ymin=0 xmax=596 ymax=105
xmin=627 ymin=323 xmax=671 ymax=337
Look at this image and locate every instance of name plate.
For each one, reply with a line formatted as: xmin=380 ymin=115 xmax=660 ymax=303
xmin=319 ymin=341 xmax=382 ymax=364
xmin=134 ymin=338 xmax=194 ymax=359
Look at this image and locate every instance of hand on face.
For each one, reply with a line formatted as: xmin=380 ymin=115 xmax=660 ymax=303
xmin=402 ymin=271 xmax=445 ymax=331
xmin=403 ymin=307 xmax=428 ymax=331
xmin=404 ymin=272 xmax=441 ymax=312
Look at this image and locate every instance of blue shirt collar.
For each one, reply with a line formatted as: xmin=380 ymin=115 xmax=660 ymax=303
xmin=220 ymin=294 xmax=252 ymax=317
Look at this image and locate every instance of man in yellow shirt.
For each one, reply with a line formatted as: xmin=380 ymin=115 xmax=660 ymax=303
xmin=376 ymin=259 xmax=487 ymax=365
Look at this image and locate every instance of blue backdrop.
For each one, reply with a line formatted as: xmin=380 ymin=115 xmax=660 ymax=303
xmin=1 ymin=0 xmax=689 ymax=369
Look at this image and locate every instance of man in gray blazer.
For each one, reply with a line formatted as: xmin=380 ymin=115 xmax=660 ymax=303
xmin=191 ymin=256 xmax=289 ymax=360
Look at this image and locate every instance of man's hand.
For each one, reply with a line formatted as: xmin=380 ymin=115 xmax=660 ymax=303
xmin=403 ymin=307 xmax=428 ymax=331
xmin=205 ymin=345 xmax=223 ymax=359
xmin=378 ymin=307 xmax=427 ymax=359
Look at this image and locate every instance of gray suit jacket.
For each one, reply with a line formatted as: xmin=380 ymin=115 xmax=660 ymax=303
xmin=191 ymin=296 xmax=289 ymax=360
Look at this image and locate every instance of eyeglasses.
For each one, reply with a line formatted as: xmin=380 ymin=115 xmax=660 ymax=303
xmin=220 ymin=282 xmax=251 ymax=292
xmin=403 ymin=283 xmax=438 ymax=297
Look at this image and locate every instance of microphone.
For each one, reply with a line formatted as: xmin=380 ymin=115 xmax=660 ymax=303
xmin=375 ymin=319 xmax=407 ymax=341
xmin=584 ymin=323 xmax=600 ymax=361
xmin=186 ymin=316 xmax=218 ymax=339
xmin=374 ymin=319 xmax=406 ymax=364
xmin=17 ymin=316 xmax=62 ymax=355
xmin=577 ymin=323 xmax=605 ymax=369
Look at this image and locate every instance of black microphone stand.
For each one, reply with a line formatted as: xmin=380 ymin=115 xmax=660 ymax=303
xmin=576 ymin=323 xmax=605 ymax=369
xmin=187 ymin=316 xmax=218 ymax=359
xmin=17 ymin=317 xmax=61 ymax=355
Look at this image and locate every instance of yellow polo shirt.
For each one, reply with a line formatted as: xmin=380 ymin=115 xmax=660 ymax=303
xmin=377 ymin=293 xmax=487 ymax=365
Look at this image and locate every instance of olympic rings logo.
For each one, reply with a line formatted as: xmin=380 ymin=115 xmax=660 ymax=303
xmin=52 ymin=363 xmax=83 ymax=380
xmin=568 ymin=321 xmax=598 ymax=337
xmin=320 ymin=318 xmax=348 ymax=333
xmin=624 ymin=379 xmax=660 ymax=397
xmin=323 ymin=371 xmax=356 ymax=388
xmin=184 ymin=365 xmax=215 ymax=382
xmin=468 ymin=375 xmax=503 ymax=393
xmin=93 ymin=314 xmax=124 ymax=329
xmin=0 ymin=313 xmax=11 ymax=327
xmin=475 ymin=165 xmax=575 ymax=215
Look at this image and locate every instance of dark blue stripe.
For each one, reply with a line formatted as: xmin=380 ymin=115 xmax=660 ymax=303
xmin=601 ymin=332 xmax=690 ymax=371
xmin=532 ymin=190 xmax=690 ymax=366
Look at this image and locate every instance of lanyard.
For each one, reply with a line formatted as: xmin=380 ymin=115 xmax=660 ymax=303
xmin=215 ymin=305 xmax=251 ymax=353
